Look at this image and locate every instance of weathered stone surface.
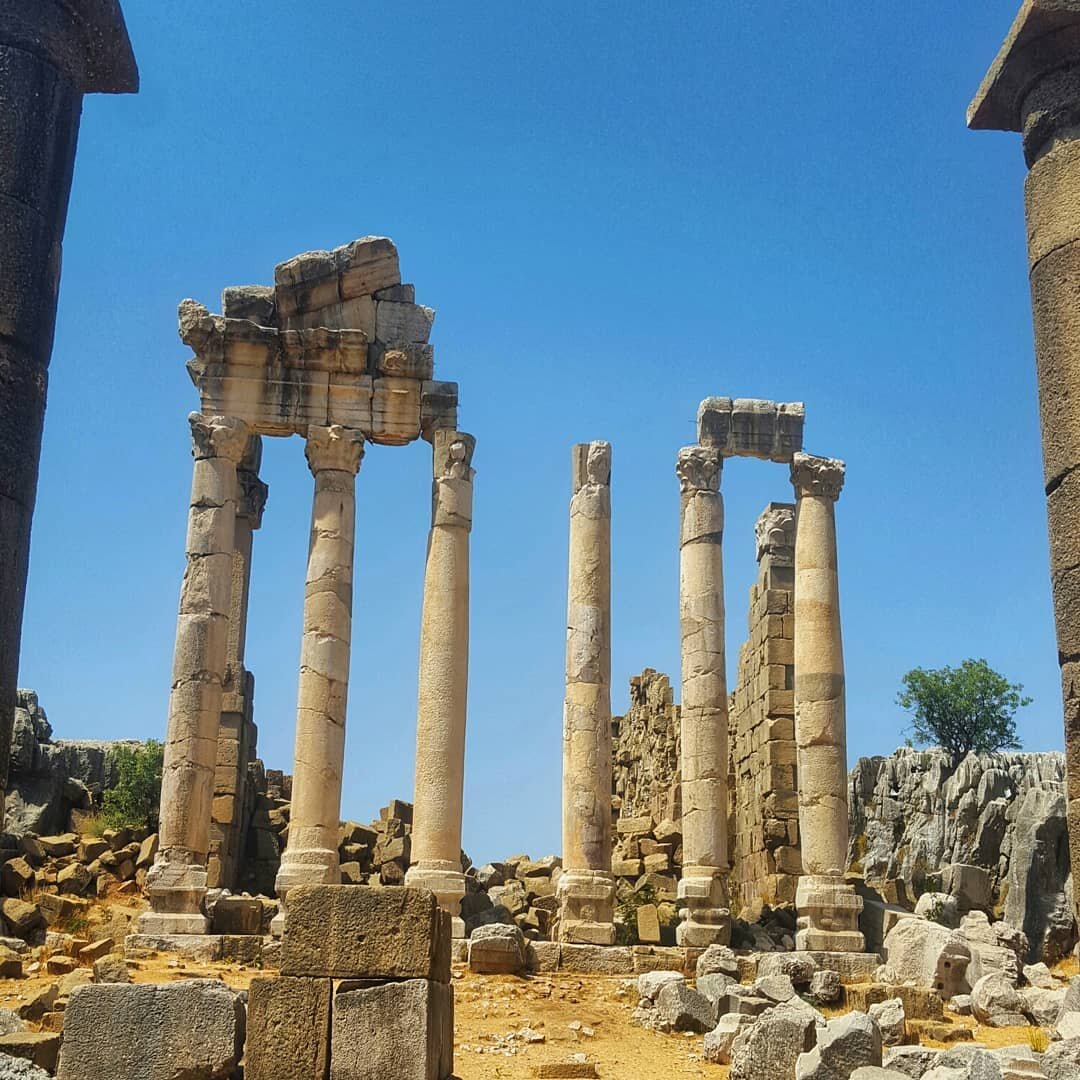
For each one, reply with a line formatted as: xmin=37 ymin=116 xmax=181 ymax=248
xmin=868 ymin=998 xmax=907 ymax=1048
xmin=704 ymin=1013 xmax=754 ymax=1065
xmin=796 ymin=1011 xmax=882 ymax=1080
xmin=637 ymin=970 xmax=684 ymax=1003
xmin=1044 ymin=1037 xmax=1080 ymax=1080
xmin=883 ymin=1045 xmax=943 ymax=1079
xmin=558 ymin=944 xmax=633 ymax=975
xmin=757 ymin=951 xmax=817 ymax=987
xmin=809 ymin=969 xmax=842 ymax=1005
xmin=0 ymin=1055 xmax=51 ymax=1080
xmin=246 ymin=976 xmax=330 ymax=1080
xmin=971 ymin=973 xmax=1029 ymax=1028
xmin=331 ymin=979 xmax=452 ymax=1080
xmin=281 ymin=885 xmax=450 ymax=982
xmin=881 ymin=917 xmax=971 ymax=996
xmin=730 ymin=1001 xmax=818 ymax=1080
xmin=654 ymin=980 xmax=715 ymax=1032
xmin=696 ymin=972 xmax=737 ymax=1007
xmin=57 ymin=979 xmax=244 ymax=1080
xmin=1021 ymin=984 xmax=1065 ymax=1026
xmin=696 ymin=943 xmax=739 ymax=980
xmin=467 ymin=923 xmax=525 ymax=975
xmin=210 ymin=896 xmax=261 ymax=935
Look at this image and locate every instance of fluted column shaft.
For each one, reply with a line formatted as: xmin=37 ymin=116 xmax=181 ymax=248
xmin=557 ymin=442 xmax=616 ymax=945
xmin=675 ymin=445 xmax=731 ymax=947
xmin=791 ymin=452 xmax=863 ymax=952
xmin=407 ymin=430 xmax=475 ymax=938
xmin=276 ymin=425 xmax=365 ymax=899
xmin=141 ymin=413 xmax=249 ymax=934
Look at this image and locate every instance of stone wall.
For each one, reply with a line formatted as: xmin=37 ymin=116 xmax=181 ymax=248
xmin=728 ymin=504 xmax=801 ymax=911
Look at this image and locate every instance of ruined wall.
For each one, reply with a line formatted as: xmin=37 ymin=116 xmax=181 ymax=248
xmin=729 ymin=503 xmax=801 ymax=911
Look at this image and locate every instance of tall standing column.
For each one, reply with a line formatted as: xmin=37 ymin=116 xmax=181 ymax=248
xmin=557 ymin=442 xmax=616 ymax=945
xmin=0 ymin=4 xmax=137 ymax=830
xmin=407 ymin=430 xmax=475 ymax=938
xmin=276 ymin=425 xmax=365 ymax=901
xmin=141 ymin=413 xmax=250 ymax=935
xmin=208 ymin=436 xmax=267 ymax=890
xmin=675 ymin=445 xmax=731 ymax=947
xmin=790 ymin=452 xmax=863 ymax=953
xmin=969 ymin=0 xmax=1080 ymax=922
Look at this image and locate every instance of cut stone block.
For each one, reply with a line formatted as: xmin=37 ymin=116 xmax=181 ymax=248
xmin=57 ymin=979 xmax=244 ymax=1080
xmin=0 ymin=1031 xmax=61 ymax=1072
xmin=467 ymin=923 xmax=526 ymax=974
xmin=211 ymin=896 xmax=262 ymax=935
xmin=245 ymin=975 xmax=331 ymax=1080
xmin=331 ymin=978 xmax=453 ymax=1080
xmin=281 ymin=885 xmax=450 ymax=982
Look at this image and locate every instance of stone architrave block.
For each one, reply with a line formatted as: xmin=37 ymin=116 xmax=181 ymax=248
xmin=274 ymin=237 xmax=401 ymax=319
xmin=245 ymin=975 xmax=331 ymax=1080
xmin=377 ymin=343 xmax=435 ymax=380
xmin=696 ymin=397 xmax=805 ymax=462
xmin=374 ymin=300 xmax=435 ymax=344
xmin=370 ymin=377 xmax=422 ymax=445
xmin=57 ymin=979 xmax=244 ymax=1080
xmin=331 ymin=979 xmax=453 ymax=1080
xmin=281 ymin=885 xmax=451 ymax=982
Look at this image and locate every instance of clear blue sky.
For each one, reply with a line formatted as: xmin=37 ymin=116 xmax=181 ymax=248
xmin=20 ymin=2 xmax=1053 ymax=864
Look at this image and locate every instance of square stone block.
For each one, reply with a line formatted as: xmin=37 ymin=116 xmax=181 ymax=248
xmin=281 ymin=885 xmax=450 ymax=982
xmin=331 ymin=978 xmax=452 ymax=1080
xmin=246 ymin=975 xmax=331 ymax=1080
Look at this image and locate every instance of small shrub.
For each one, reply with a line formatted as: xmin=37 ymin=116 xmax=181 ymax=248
xmin=615 ymin=884 xmax=661 ymax=946
xmin=1028 ymin=1027 xmax=1050 ymax=1053
xmin=101 ymin=741 xmax=164 ymax=831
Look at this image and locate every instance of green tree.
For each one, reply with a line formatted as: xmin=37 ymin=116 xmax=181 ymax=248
xmin=101 ymin=741 xmax=164 ymax=831
xmin=897 ymin=659 xmax=1030 ymax=763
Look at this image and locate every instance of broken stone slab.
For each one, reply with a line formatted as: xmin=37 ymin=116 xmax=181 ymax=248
xmin=0 ymin=1034 xmax=60 ymax=1074
xmin=730 ymin=1000 xmax=818 ymax=1080
xmin=868 ymin=998 xmax=907 ymax=1048
xmin=245 ymin=976 xmax=331 ymax=1080
xmin=796 ymin=1011 xmax=883 ymax=1080
xmin=467 ymin=923 xmax=526 ymax=975
xmin=124 ymin=933 xmax=223 ymax=963
xmin=330 ymin=979 xmax=453 ymax=1080
xmin=557 ymin=944 xmax=634 ymax=975
xmin=57 ymin=979 xmax=244 ymax=1080
xmin=274 ymin=237 xmax=401 ymax=319
xmin=704 ymin=1013 xmax=755 ymax=1065
xmin=881 ymin=918 xmax=971 ymax=997
xmin=971 ymin=972 xmax=1029 ymax=1027
xmin=697 ymin=397 xmax=806 ymax=463
xmin=696 ymin=943 xmax=739 ymax=980
xmin=281 ymin=885 xmax=450 ymax=982
xmin=883 ymin=1045 xmax=943 ymax=1078
xmin=654 ymin=980 xmax=716 ymax=1032
xmin=637 ymin=970 xmax=684 ymax=1003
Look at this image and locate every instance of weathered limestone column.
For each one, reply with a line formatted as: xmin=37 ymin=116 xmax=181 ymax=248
xmin=141 ymin=414 xmax=250 ymax=934
xmin=406 ymin=430 xmax=475 ymax=938
xmin=275 ymin=425 xmax=365 ymax=901
xmin=0 ymin=4 xmax=137 ymax=830
xmin=208 ymin=436 xmax=267 ymax=890
xmin=969 ymin=0 xmax=1080 ymax=922
xmin=675 ymin=445 xmax=731 ymax=947
xmin=557 ymin=442 xmax=617 ymax=945
xmin=790 ymin=452 xmax=863 ymax=952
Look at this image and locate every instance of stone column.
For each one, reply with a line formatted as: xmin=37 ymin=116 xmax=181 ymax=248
xmin=790 ymin=452 xmax=863 ymax=952
xmin=141 ymin=414 xmax=250 ymax=935
xmin=969 ymin=0 xmax=1080 ymax=922
xmin=557 ymin=442 xmax=617 ymax=945
xmin=0 ymin=4 xmax=137 ymax=831
xmin=406 ymin=430 xmax=475 ymax=938
xmin=208 ymin=437 xmax=267 ymax=890
xmin=675 ymin=445 xmax=731 ymax=947
xmin=275 ymin=425 xmax=365 ymax=900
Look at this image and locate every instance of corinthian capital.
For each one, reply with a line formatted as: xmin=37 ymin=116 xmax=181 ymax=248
xmin=237 ymin=471 xmax=269 ymax=527
xmin=305 ymin=425 xmax=365 ymax=475
xmin=676 ymin=445 xmax=721 ymax=494
xmin=791 ymin=452 xmax=845 ymax=501
xmin=189 ymin=414 xmax=250 ymax=464
xmin=433 ymin=430 xmax=476 ymax=483
xmin=571 ymin=441 xmax=611 ymax=493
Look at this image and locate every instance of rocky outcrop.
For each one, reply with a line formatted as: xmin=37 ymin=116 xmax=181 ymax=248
xmin=848 ymin=747 xmax=1075 ymax=963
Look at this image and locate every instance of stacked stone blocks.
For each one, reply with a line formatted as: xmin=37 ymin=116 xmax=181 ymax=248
xmin=730 ymin=503 xmax=801 ymax=910
xmin=247 ymin=885 xmax=454 ymax=1080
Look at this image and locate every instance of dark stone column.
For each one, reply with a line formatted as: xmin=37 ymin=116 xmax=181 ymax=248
xmin=0 ymin=3 xmax=136 ymax=828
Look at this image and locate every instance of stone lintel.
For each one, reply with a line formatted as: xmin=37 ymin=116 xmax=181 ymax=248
xmin=968 ymin=0 xmax=1080 ymax=131
xmin=0 ymin=1 xmax=138 ymax=93
xmin=697 ymin=397 xmax=805 ymax=463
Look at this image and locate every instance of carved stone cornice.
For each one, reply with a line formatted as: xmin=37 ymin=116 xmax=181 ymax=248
xmin=188 ymin=414 xmax=250 ymax=464
xmin=676 ymin=445 xmax=721 ymax=494
xmin=304 ymin=425 xmax=365 ymax=475
xmin=790 ymin=452 xmax=845 ymax=501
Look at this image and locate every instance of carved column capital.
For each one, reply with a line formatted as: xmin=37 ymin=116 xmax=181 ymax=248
xmin=432 ymin=430 xmax=475 ymax=530
xmin=304 ymin=425 xmax=365 ymax=475
xmin=237 ymin=471 xmax=269 ymax=528
xmin=189 ymin=414 xmax=250 ymax=463
xmin=791 ymin=452 xmax=845 ymax=501
xmin=572 ymin=441 xmax=611 ymax=492
xmin=755 ymin=503 xmax=795 ymax=563
xmin=676 ymin=445 xmax=721 ymax=494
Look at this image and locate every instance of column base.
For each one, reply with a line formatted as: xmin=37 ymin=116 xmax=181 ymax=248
xmin=676 ymin=869 xmax=731 ymax=948
xmin=274 ymin=846 xmax=339 ymax=899
xmin=796 ymin=874 xmax=865 ymax=953
xmin=405 ymin=864 xmax=467 ymax=939
xmin=556 ymin=869 xmax=616 ymax=945
xmin=138 ymin=858 xmax=209 ymax=936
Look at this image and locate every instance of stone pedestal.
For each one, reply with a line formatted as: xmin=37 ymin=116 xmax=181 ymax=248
xmin=275 ymin=426 xmax=365 ymax=902
xmin=790 ymin=452 xmax=863 ymax=952
xmin=557 ymin=442 xmax=616 ymax=946
xmin=969 ymin=0 xmax=1080 ymax=927
xmin=142 ymin=414 xmax=250 ymax=935
xmin=0 ymin=3 xmax=137 ymax=831
xmin=675 ymin=446 xmax=731 ymax=947
xmin=407 ymin=431 xmax=475 ymax=938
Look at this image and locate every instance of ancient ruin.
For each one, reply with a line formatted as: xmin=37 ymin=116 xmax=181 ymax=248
xmin=138 ymin=237 xmax=474 ymax=939
xmin=969 ymin=0 xmax=1080 ymax=930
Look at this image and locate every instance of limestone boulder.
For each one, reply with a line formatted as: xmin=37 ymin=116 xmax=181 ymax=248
xmin=883 ymin=1045 xmax=943 ymax=1078
xmin=730 ymin=1002 xmax=818 ymax=1080
xmin=696 ymin=944 xmax=739 ymax=980
xmin=654 ymin=981 xmax=715 ymax=1033
xmin=915 ymin=893 xmax=960 ymax=928
xmin=960 ymin=911 xmax=1027 ymax=985
xmin=753 ymin=974 xmax=797 ymax=1003
xmin=1020 ymin=984 xmax=1065 ymax=1027
xmin=57 ymin=979 xmax=244 ymax=1080
xmin=971 ymin=973 xmax=1029 ymax=1027
xmin=808 ymin=969 xmax=842 ymax=1005
xmin=1044 ymin=1037 xmax=1080 ymax=1080
xmin=467 ymin=923 xmax=526 ymax=975
xmin=696 ymin=972 xmax=737 ymax=1008
xmin=881 ymin=917 xmax=971 ymax=996
xmin=703 ymin=1013 xmax=754 ymax=1065
xmin=756 ymin=952 xmax=817 ymax=987
xmin=868 ymin=998 xmax=907 ymax=1047
xmin=637 ymin=970 xmax=683 ymax=1004
xmin=796 ymin=1011 xmax=883 ymax=1080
